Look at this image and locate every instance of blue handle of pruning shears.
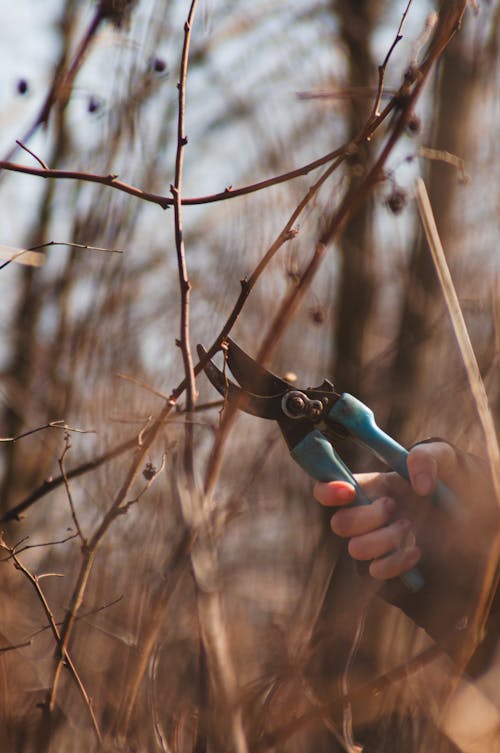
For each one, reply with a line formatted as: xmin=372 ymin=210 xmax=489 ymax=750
xmin=291 ymin=394 xmax=457 ymax=592
xmin=329 ymin=394 xmax=456 ymax=513
xmin=291 ymin=429 xmax=425 ymax=593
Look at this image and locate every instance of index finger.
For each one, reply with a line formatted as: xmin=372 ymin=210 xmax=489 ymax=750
xmin=313 ymin=480 xmax=356 ymax=507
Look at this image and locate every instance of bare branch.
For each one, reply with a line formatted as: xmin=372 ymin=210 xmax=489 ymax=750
xmin=0 ymin=142 xmax=378 ymax=210
xmin=171 ymin=0 xmax=199 ymax=478
xmin=15 ymin=139 xmax=48 ymax=169
xmin=0 ymin=419 xmax=93 ymax=443
xmin=29 ymin=240 xmax=124 ymax=254
xmin=0 ymin=535 xmax=102 ymax=743
xmin=58 ymin=431 xmax=87 ymax=545
xmin=370 ymin=0 xmax=414 ymax=121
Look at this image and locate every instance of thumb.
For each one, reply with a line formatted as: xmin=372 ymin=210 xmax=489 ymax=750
xmin=407 ymin=441 xmax=456 ymax=496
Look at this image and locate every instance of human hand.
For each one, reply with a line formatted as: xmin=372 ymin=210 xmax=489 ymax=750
xmin=313 ymin=441 xmax=496 ymax=583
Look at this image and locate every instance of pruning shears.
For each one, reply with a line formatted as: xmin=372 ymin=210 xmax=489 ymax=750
xmin=198 ymin=339 xmax=453 ymax=594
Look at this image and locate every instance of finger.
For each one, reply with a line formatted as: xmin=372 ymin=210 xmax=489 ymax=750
xmin=313 ymin=481 xmax=355 ymax=507
xmin=351 ymin=471 xmax=409 ymax=503
xmin=330 ymin=496 xmax=396 ymax=537
xmin=407 ymin=441 xmax=457 ymax=496
xmin=348 ymin=519 xmax=413 ymax=560
xmin=369 ymin=545 xmax=421 ymax=580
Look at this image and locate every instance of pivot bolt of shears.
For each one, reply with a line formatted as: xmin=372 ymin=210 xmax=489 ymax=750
xmin=283 ymin=391 xmax=307 ymax=417
xmin=282 ymin=392 xmax=324 ymax=421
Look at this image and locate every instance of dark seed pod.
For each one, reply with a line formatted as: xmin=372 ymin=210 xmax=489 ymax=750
xmin=88 ymin=96 xmax=100 ymax=114
xmin=406 ymin=113 xmax=421 ymax=135
xmin=17 ymin=79 xmax=29 ymax=95
xmin=385 ymin=187 xmax=407 ymax=215
xmin=152 ymin=57 xmax=167 ymax=73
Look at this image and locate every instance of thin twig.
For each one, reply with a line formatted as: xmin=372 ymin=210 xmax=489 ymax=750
xmin=0 ymin=535 xmax=102 ymax=743
xmin=29 ymin=240 xmax=124 ymax=254
xmin=202 ymin=0 xmax=457 ymax=498
xmin=15 ymin=140 xmax=48 ymax=169
xmin=0 ymin=142 xmax=384 ymax=210
xmin=26 ymin=595 xmax=124 ymax=642
xmin=115 ymin=372 xmax=171 ymax=401
xmin=0 ymin=433 xmax=141 ymax=522
xmin=1 ymin=532 xmax=78 ymax=558
xmin=114 ymin=525 xmax=194 ymax=739
xmin=0 ymin=639 xmax=33 ymax=653
xmin=2 ymin=1 xmax=466 ymax=531
xmin=58 ymin=431 xmax=86 ymax=545
xmin=370 ymin=0 xmax=415 ymax=120
xmin=46 ymin=399 xmax=175 ymax=711
xmin=202 ymin=153 xmax=344 ymax=496
xmin=0 ymin=419 xmax=93 ymax=443
xmin=419 ymin=146 xmax=469 ymax=183
xmin=171 ymin=0 xmax=199 ymax=477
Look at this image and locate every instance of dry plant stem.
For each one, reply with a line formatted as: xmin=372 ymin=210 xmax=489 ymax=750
xmin=202 ymin=154 xmax=345 ymax=496
xmin=26 ymin=595 xmax=124 ymax=642
xmin=114 ymin=527 xmax=194 ymax=739
xmin=0 ymin=539 xmax=102 ymax=742
xmin=5 ymin=84 xmax=399 ymax=518
xmin=0 ymin=83 xmax=399 ymax=210
xmin=0 ymin=434 xmax=140 ymax=523
xmin=172 ymin=0 xmax=199 ymax=478
xmin=16 ymin=139 xmax=48 ymax=169
xmin=1 ymin=403 xmax=217 ymax=524
xmin=369 ymin=0 xmax=414 ymax=120
xmin=1 ymin=419 xmax=66 ymax=443
xmin=202 ymin=1 xmax=463 ymax=498
xmin=29 ymin=240 xmax=123 ymax=254
xmin=3 ymin=1 xmax=467 ymax=523
xmin=113 ymin=160 xmax=343 ymax=741
xmin=58 ymin=431 xmax=86 ymax=545
xmin=3 ymin=154 xmax=341 ymax=524
xmin=47 ymin=399 xmax=174 ymax=715
xmin=416 ymin=178 xmax=500 ymax=666
xmin=258 ymin=645 xmax=443 ymax=751
xmin=170 ymin=12 xmax=246 ymax=744
xmin=0 ymin=145 xmax=355 ymax=210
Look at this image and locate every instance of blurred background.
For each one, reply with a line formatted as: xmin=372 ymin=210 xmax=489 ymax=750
xmin=0 ymin=1 xmax=499 ymax=751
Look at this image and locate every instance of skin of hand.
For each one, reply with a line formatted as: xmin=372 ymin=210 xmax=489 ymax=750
xmin=313 ymin=441 xmax=498 ymax=584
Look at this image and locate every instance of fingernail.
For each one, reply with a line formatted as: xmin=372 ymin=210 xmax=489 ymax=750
xmin=414 ymin=472 xmax=432 ymax=496
xmin=337 ymin=485 xmax=355 ymax=501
